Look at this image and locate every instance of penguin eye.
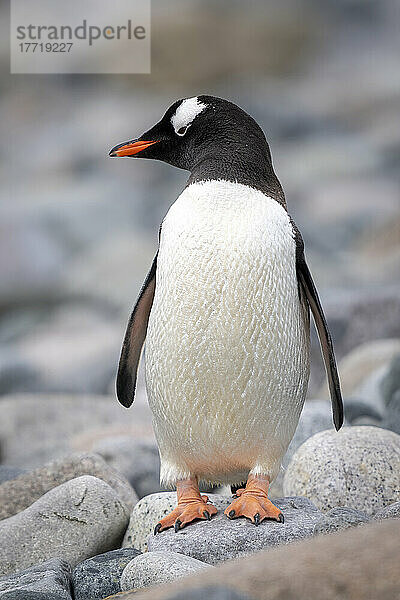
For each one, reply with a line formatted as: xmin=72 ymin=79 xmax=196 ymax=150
xmin=176 ymin=125 xmax=188 ymax=136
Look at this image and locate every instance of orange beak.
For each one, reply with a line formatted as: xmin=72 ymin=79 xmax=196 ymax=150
xmin=109 ymin=139 xmax=157 ymax=157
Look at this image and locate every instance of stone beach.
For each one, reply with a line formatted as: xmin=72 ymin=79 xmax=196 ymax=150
xmin=1 ymin=0 xmax=399 ymax=598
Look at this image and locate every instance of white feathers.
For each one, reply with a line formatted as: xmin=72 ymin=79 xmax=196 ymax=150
xmin=145 ymin=180 xmax=310 ymax=487
xmin=171 ymin=96 xmax=207 ymax=135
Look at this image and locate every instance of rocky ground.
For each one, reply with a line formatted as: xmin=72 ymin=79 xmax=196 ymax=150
xmin=0 ymin=392 xmax=399 ymax=598
xmin=1 ymin=0 xmax=400 ymax=598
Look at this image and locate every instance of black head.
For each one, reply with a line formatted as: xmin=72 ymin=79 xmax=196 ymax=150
xmin=109 ymin=95 xmax=285 ymax=204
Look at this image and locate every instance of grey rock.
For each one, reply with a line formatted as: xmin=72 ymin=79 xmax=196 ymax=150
xmin=341 ymin=297 xmax=400 ymax=356
xmin=353 ymin=366 xmax=391 ymax=416
xmin=343 ymin=400 xmax=382 ymax=425
xmin=64 ymin=233 xmax=156 ymax=314
xmin=320 ymin=295 xmax=400 ymax=368
xmin=0 ymin=452 xmax=137 ymax=520
xmin=0 ymin=394 xmax=142 ymax=468
xmin=270 ymin=400 xmax=336 ymax=497
xmin=381 ymin=354 xmax=400 ymax=408
xmin=317 ymin=338 xmax=400 ymax=413
xmin=283 ymin=426 xmax=400 ymax=515
xmin=73 ymin=548 xmax=141 ymax=600
xmin=161 ymin=587 xmax=252 ymax=600
xmin=382 ymin=392 xmax=400 ymax=436
xmin=120 ymin=551 xmax=210 ymax=591
xmin=374 ymin=502 xmax=400 ymax=520
xmin=137 ymin=494 xmax=322 ymax=565
xmin=313 ymin=507 xmax=370 ymax=535
xmin=93 ymin=437 xmax=163 ymax=498
xmin=11 ymin=305 xmax=121 ymax=395
xmin=0 ymin=558 xmax=72 ymax=599
xmin=381 ymin=354 xmax=400 ymax=434
xmin=0 ymin=308 xmax=47 ymax=346
xmin=113 ymin=519 xmax=400 ymax=600
xmin=0 ymin=350 xmax=39 ymax=395
xmin=0 ymin=218 xmax=67 ymax=310
xmin=0 ymin=475 xmax=129 ymax=576
xmin=0 ymin=467 xmax=26 ymax=485
xmin=0 ymin=593 xmax=63 ymax=599
xmin=348 ymin=415 xmax=383 ymax=427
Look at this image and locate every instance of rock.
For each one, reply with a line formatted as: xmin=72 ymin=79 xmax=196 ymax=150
xmin=0 ymin=558 xmax=72 ymax=599
xmin=313 ymin=507 xmax=370 ymax=535
xmin=0 ymin=475 xmax=129 ymax=576
xmin=270 ymin=400 xmax=336 ymax=497
xmin=283 ymin=426 xmax=400 ymax=515
xmin=124 ymin=493 xmax=323 ymax=555
xmin=381 ymin=353 xmax=400 ymax=434
xmin=343 ymin=400 xmax=382 ymax=425
xmin=0 ymin=217 xmax=67 ymax=310
xmin=73 ymin=548 xmax=141 ymax=600
xmin=11 ymin=304 xmax=121 ymax=395
xmin=71 ymin=422 xmax=155 ymax=455
xmin=0 ymin=453 xmax=137 ymax=520
xmin=381 ymin=353 xmax=400 ymax=408
xmin=354 ymin=214 xmax=400 ymax=286
xmin=0 ymin=394 xmax=150 ymax=468
xmin=0 ymin=307 xmax=47 ymax=346
xmin=317 ymin=338 xmax=400 ymax=412
xmin=0 ymin=561 xmax=72 ymax=600
xmin=383 ymin=392 xmax=400 ymax=435
xmin=353 ymin=367 xmax=392 ymax=416
xmin=320 ymin=295 xmax=400 ymax=363
xmin=341 ymin=298 xmax=400 ymax=356
xmin=92 ymin=437 xmax=163 ymax=499
xmin=300 ymin=178 xmax=399 ymax=238
xmin=136 ymin=494 xmax=323 ymax=565
xmin=120 ymin=551 xmax=210 ymax=591
xmin=64 ymin=233 xmax=156 ymax=314
xmin=373 ymin=502 xmax=400 ymax=521
xmin=0 ymin=349 xmax=39 ymax=395
xmin=145 ymin=587 xmax=252 ymax=600
xmin=108 ymin=519 xmax=400 ymax=600
xmin=0 ymin=466 xmax=26 ymax=485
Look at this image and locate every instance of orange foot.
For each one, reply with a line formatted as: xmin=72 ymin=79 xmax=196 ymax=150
xmin=224 ymin=474 xmax=284 ymax=526
xmin=154 ymin=477 xmax=217 ymax=534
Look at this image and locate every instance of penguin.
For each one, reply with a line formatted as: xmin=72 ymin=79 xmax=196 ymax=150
xmin=109 ymin=96 xmax=343 ymax=531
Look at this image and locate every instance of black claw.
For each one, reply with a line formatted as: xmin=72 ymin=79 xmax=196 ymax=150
xmin=254 ymin=513 xmax=260 ymax=526
xmin=154 ymin=523 xmax=162 ymax=535
xmin=204 ymin=510 xmax=211 ymax=521
xmin=174 ymin=519 xmax=182 ymax=533
xmin=278 ymin=513 xmax=284 ymax=524
xmin=228 ymin=510 xmax=236 ymax=519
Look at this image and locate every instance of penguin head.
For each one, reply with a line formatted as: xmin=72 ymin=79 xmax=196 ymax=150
xmin=109 ymin=95 xmax=272 ymax=173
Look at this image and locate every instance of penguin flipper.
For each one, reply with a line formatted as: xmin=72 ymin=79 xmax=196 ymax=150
xmin=294 ymin=228 xmax=344 ymax=430
xmin=116 ymin=252 xmax=157 ymax=408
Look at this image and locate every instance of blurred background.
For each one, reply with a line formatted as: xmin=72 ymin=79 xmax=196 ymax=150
xmin=0 ymin=0 xmax=399 ymax=482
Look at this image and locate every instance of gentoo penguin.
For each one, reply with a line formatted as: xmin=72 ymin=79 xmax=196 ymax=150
xmin=109 ymin=96 xmax=343 ymax=531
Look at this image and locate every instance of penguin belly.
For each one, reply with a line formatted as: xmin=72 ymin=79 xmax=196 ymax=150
xmin=145 ymin=180 xmax=310 ymax=487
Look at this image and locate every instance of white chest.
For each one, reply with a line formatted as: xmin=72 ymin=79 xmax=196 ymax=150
xmin=158 ymin=179 xmax=297 ymax=295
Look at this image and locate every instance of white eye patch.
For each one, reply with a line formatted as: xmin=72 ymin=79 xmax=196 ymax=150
xmin=171 ymin=97 xmax=207 ymax=135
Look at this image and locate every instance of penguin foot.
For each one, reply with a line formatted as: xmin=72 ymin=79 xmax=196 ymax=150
xmin=154 ymin=477 xmax=217 ymax=533
xmin=224 ymin=474 xmax=283 ymax=525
